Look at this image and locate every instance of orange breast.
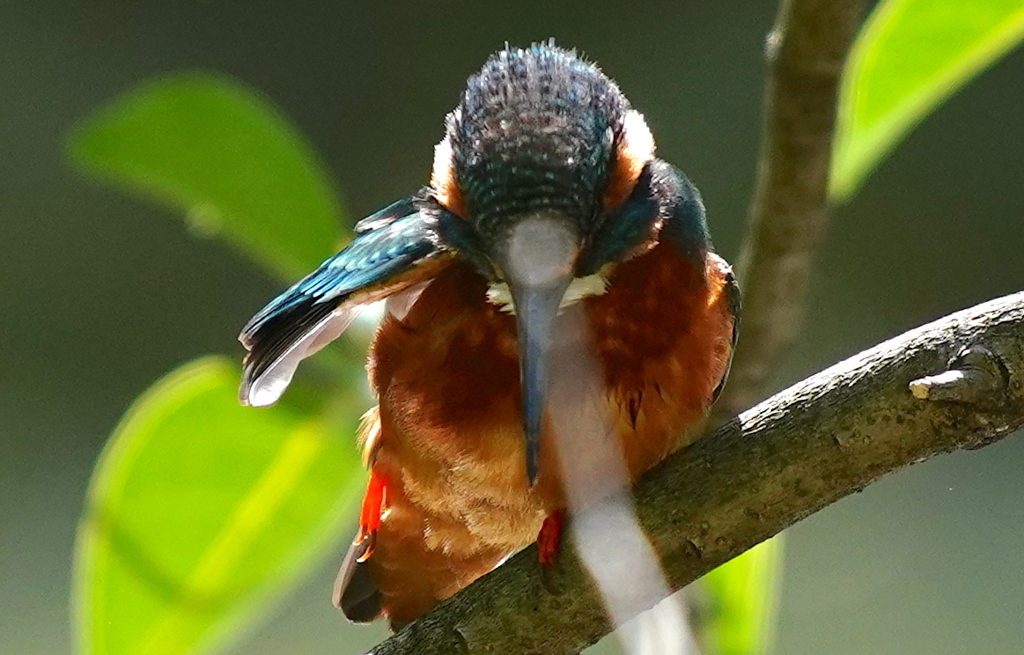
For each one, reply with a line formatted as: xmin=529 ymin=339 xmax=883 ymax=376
xmin=363 ymin=241 xmax=735 ymax=624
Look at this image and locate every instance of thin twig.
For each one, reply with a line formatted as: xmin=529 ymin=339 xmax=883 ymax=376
xmin=712 ymin=0 xmax=868 ymax=420
xmin=369 ymin=291 xmax=1024 ymax=655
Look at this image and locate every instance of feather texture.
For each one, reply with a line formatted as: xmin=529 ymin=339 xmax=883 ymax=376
xmin=238 ymin=206 xmax=447 ymax=407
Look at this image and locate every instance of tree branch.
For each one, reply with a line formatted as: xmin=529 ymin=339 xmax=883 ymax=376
xmin=713 ymin=0 xmax=868 ymax=419
xmin=369 ymin=291 xmax=1024 ymax=655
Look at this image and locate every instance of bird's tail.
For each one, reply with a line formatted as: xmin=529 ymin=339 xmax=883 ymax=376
xmin=332 ymin=468 xmax=510 ymax=630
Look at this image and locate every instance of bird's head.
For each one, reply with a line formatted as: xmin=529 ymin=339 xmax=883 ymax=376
xmin=428 ymin=44 xmax=662 ymax=482
xmin=237 ymin=44 xmax=697 ymax=486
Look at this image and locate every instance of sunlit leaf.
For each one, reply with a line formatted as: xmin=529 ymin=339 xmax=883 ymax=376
xmin=69 ymin=73 xmax=344 ymax=278
xmin=831 ymin=0 xmax=1024 ymax=199
xmin=74 ymin=357 xmax=363 ymax=655
xmin=698 ymin=537 xmax=783 ymax=655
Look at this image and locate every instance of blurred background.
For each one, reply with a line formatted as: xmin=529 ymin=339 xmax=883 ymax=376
xmin=3 ymin=1 xmax=1024 ymax=654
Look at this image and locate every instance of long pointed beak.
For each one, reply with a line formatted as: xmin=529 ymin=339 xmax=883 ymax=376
xmin=496 ymin=213 xmax=579 ymax=485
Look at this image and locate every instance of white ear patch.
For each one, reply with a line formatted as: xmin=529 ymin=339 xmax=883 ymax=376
xmin=486 ymin=273 xmax=609 ymax=314
xmin=621 ymin=110 xmax=655 ymax=168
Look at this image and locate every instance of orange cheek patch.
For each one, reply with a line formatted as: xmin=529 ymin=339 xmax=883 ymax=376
xmin=430 ymin=135 xmax=468 ymax=218
xmin=603 ymin=110 xmax=656 ymax=210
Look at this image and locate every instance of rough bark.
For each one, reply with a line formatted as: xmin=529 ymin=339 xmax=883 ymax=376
xmin=369 ymin=291 xmax=1024 ymax=655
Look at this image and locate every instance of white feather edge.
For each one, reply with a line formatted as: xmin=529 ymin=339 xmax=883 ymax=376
xmin=244 ymin=306 xmax=362 ymax=407
xmin=245 ymin=279 xmax=434 ymax=408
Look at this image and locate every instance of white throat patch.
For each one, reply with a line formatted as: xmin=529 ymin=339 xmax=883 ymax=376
xmin=485 ymin=273 xmax=609 ymax=314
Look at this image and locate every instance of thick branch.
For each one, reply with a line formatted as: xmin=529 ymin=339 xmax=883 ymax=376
xmin=714 ymin=0 xmax=868 ymax=418
xmin=370 ymin=292 xmax=1024 ymax=655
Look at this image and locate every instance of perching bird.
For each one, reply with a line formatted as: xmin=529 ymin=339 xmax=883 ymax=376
xmin=238 ymin=43 xmax=738 ymax=629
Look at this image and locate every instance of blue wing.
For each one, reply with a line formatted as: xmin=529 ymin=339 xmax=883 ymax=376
xmin=239 ymin=203 xmax=446 ymax=407
xmin=352 ymin=196 xmax=418 ymax=234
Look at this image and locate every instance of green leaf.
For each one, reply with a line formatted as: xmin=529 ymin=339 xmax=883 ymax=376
xmin=831 ymin=0 xmax=1024 ymax=200
xmin=69 ymin=73 xmax=343 ymax=279
xmin=698 ymin=536 xmax=783 ymax=655
xmin=74 ymin=357 xmax=363 ymax=655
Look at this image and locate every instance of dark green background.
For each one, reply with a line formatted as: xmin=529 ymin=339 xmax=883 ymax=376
xmin=3 ymin=1 xmax=1023 ymax=654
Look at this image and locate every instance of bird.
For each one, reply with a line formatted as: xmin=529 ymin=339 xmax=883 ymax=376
xmin=238 ymin=43 xmax=739 ymax=630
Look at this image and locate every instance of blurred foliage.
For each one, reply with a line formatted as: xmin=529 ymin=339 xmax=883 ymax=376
xmin=74 ymin=357 xmax=363 ymax=655
xmin=68 ymin=73 xmax=343 ymax=280
xmin=698 ymin=538 xmax=784 ymax=655
xmin=831 ymin=0 xmax=1024 ymax=199
xmin=67 ymin=2 xmax=1024 ymax=651
xmin=70 ymin=76 xmax=367 ymax=655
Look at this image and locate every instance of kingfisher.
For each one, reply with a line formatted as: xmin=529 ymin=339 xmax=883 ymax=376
xmin=238 ymin=44 xmax=738 ymax=629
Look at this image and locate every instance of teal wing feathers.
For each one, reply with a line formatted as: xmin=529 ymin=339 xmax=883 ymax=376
xmin=239 ymin=205 xmax=443 ymax=407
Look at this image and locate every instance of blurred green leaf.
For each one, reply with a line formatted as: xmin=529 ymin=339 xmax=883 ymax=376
xmin=831 ymin=0 xmax=1024 ymax=199
xmin=698 ymin=537 xmax=783 ymax=655
xmin=74 ymin=357 xmax=363 ymax=655
xmin=69 ymin=73 xmax=343 ymax=279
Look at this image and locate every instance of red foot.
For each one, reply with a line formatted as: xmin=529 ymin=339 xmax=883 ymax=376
xmin=354 ymin=469 xmax=387 ymax=562
xmin=538 ymin=511 xmax=564 ymax=567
